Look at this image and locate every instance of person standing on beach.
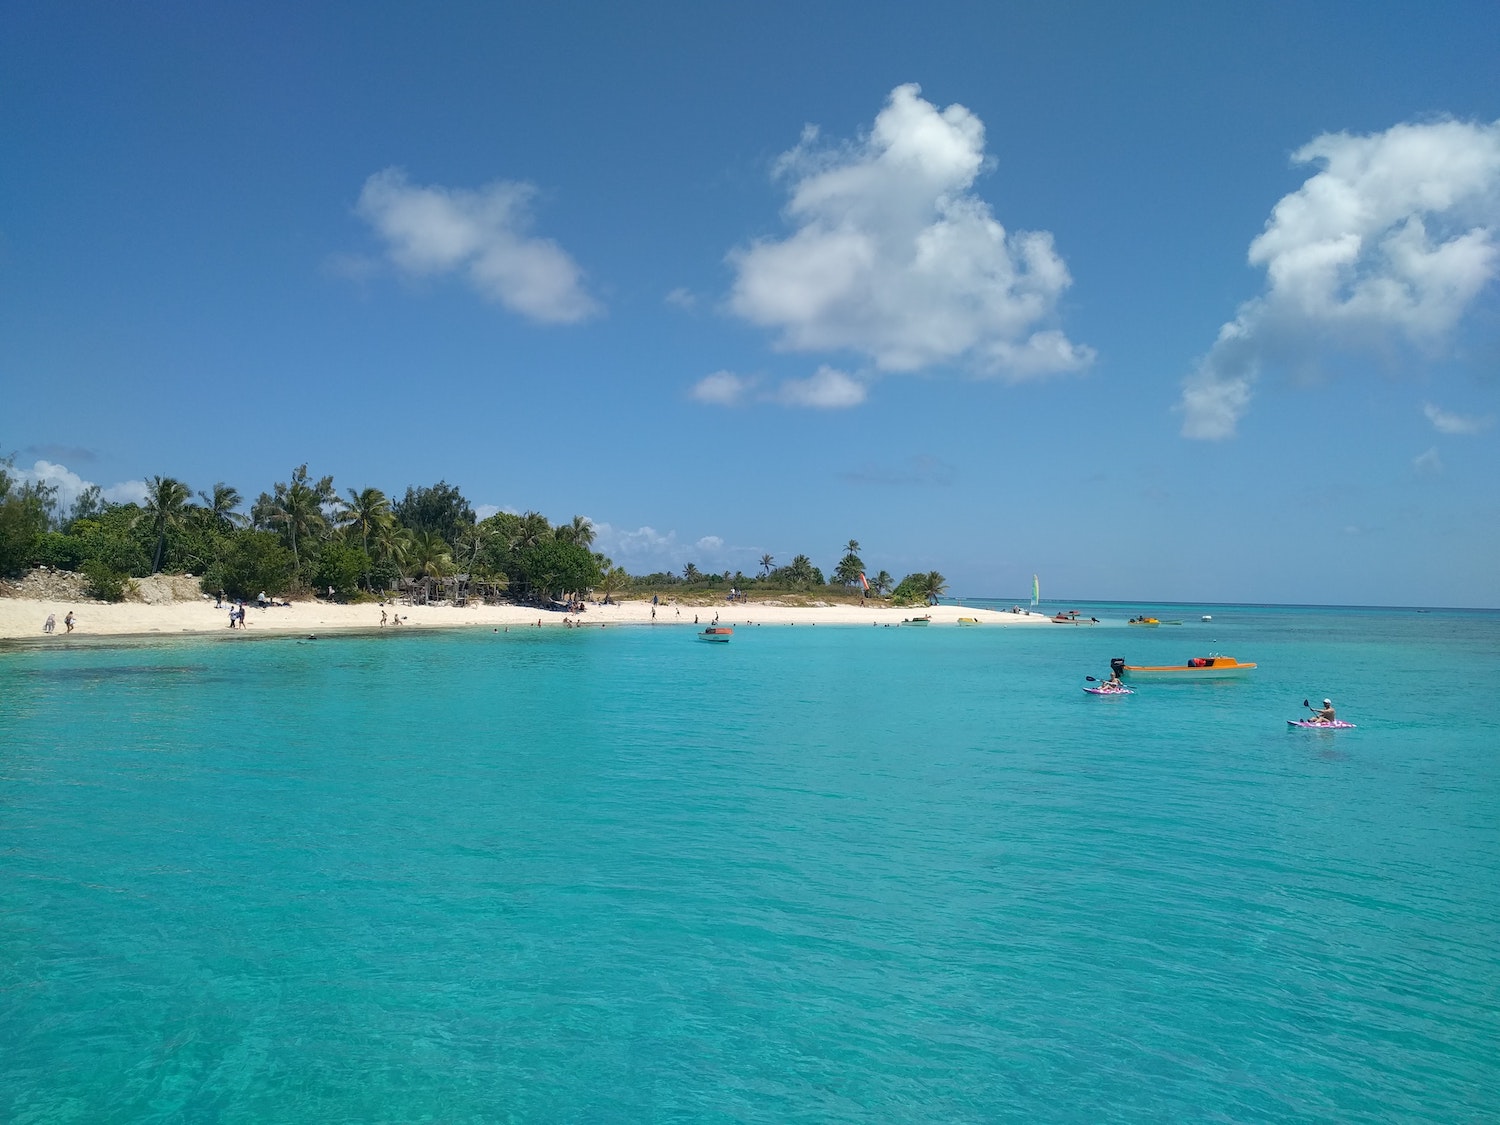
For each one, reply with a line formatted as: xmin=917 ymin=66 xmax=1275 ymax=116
xmin=380 ymin=609 xmax=388 ymax=626
xmin=43 ymin=613 xmax=55 ymax=634
xmin=64 ymin=611 xmax=75 ymax=633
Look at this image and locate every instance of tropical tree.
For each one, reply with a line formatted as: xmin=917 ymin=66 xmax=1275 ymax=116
xmin=783 ymin=554 xmax=818 ymax=588
xmin=140 ymin=475 xmax=194 ymax=573
xmin=682 ymin=562 xmax=702 ymax=582
xmin=258 ymin=464 xmax=335 ymax=574
xmin=515 ymin=538 xmax=602 ymax=601
xmin=833 ymin=548 xmax=865 ymax=588
xmin=759 ymin=553 xmax=775 ymax=577
xmin=511 ymin=510 xmax=551 ymax=552
xmin=921 ymin=571 xmax=948 ymax=605
xmin=597 ymin=563 xmax=628 ymax=603
xmin=67 ymin=484 xmax=106 ymax=528
xmin=451 ymin=522 xmax=489 ymax=574
xmin=872 ymin=570 xmax=893 ymax=597
xmin=408 ymin=530 xmax=453 ymax=579
xmin=198 ymin=482 xmax=246 ymax=532
xmin=555 ymin=515 xmax=595 ymax=549
xmin=393 ymin=481 xmax=475 ymax=546
xmin=337 ymin=487 xmax=392 ymax=558
xmin=0 ymin=459 xmax=55 ymax=577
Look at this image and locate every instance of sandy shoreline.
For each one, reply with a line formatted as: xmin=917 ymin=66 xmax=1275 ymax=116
xmin=0 ymin=594 xmax=1054 ymax=644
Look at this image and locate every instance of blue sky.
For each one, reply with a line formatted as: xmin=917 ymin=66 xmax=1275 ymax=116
xmin=4 ymin=1 xmax=1498 ymax=606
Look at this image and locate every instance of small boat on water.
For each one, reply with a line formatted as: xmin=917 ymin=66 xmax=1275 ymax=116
xmin=1113 ymin=655 xmax=1255 ymax=680
xmin=1201 ymin=615 xmax=1212 ymax=622
xmin=956 ymin=617 xmax=980 ymax=626
xmin=903 ymin=615 xmax=932 ymax=626
xmin=1127 ymin=616 xmax=1160 ymax=627
xmin=697 ymin=626 xmax=733 ymax=643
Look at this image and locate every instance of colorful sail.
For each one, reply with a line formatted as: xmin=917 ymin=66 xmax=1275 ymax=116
xmin=859 ymin=572 xmax=870 ymax=592
xmin=1032 ymin=574 xmax=1040 ymax=606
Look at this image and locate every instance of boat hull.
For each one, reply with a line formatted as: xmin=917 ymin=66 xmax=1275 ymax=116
xmin=698 ymin=627 xmax=733 ymax=643
xmin=1121 ymin=658 xmax=1255 ymax=681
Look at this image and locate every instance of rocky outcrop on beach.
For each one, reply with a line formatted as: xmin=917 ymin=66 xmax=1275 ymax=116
xmin=0 ymin=567 xmax=204 ymax=604
xmin=0 ymin=567 xmax=92 ymax=601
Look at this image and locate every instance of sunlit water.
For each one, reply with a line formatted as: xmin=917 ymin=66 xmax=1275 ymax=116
xmin=3 ymin=606 xmax=1498 ymax=1122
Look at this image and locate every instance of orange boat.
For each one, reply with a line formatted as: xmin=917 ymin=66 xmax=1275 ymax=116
xmin=1113 ymin=655 xmax=1255 ymax=680
xmin=697 ymin=626 xmax=733 ymax=643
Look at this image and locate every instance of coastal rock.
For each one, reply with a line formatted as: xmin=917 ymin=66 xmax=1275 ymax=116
xmin=0 ymin=567 xmax=92 ymax=601
xmin=0 ymin=568 xmax=203 ymax=605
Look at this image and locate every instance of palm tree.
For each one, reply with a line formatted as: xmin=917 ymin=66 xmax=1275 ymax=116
xmin=921 ymin=571 xmax=948 ymax=605
xmin=375 ymin=522 xmax=415 ymax=577
xmin=682 ymin=562 xmax=702 ymax=583
xmin=785 ymin=554 xmax=816 ymax=588
xmin=872 ymin=570 xmax=893 ymax=597
xmin=598 ymin=564 xmax=627 ymax=603
xmin=141 ymin=475 xmax=193 ymax=573
xmin=198 ymin=482 xmax=245 ymax=532
xmin=556 ymin=515 xmax=595 ymax=549
xmin=409 ymin=530 xmax=453 ymax=578
xmin=759 ymin=553 xmax=775 ymax=577
xmin=512 ymin=510 xmax=550 ymax=552
xmin=337 ymin=487 xmax=392 ymax=558
xmin=266 ymin=464 xmax=335 ymax=573
xmin=843 ymin=539 xmax=861 ymax=555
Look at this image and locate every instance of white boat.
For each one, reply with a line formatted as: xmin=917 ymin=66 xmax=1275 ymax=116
xmin=1202 ymin=615 xmax=1212 ymax=622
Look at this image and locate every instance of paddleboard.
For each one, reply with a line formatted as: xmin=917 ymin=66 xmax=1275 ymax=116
xmin=1287 ymin=719 xmax=1355 ymax=729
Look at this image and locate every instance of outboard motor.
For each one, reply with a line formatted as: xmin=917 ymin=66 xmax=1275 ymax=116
xmin=1110 ymin=657 xmax=1126 ymax=677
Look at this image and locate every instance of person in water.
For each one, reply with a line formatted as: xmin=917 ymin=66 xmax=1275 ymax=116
xmin=1309 ymin=698 xmax=1336 ymax=723
xmin=1103 ymin=668 xmax=1126 ymax=690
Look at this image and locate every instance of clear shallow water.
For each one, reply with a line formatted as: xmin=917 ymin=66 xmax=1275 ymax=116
xmin=3 ymin=608 xmax=1498 ymax=1122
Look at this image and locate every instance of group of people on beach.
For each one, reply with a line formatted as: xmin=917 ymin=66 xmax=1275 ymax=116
xmin=41 ymin=612 xmax=74 ymax=634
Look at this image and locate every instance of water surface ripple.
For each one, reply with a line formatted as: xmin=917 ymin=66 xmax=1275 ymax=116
xmin=2 ymin=608 xmax=1497 ymax=1122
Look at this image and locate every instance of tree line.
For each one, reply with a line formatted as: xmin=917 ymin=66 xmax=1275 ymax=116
xmin=0 ymin=460 xmax=947 ymax=606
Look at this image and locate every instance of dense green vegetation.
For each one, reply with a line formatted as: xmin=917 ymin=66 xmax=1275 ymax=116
xmin=0 ymin=457 xmax=944 ymax=606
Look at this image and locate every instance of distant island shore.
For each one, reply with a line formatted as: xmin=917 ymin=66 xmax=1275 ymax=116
xmin=0 ymin=588 xmax=1052 ymax=643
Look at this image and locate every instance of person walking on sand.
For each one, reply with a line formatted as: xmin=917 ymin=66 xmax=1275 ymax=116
xmin=43 ymin=613 xmax=55 ymax=634
xmin=64 ymin=611 xmax=75 ymax=633
xmin=380 ymin=609 xmax=388 ymax=626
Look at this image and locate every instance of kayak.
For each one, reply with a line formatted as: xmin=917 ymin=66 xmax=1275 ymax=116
xmin=1287 ymin=719 xmax=1355 ymax=729
xmin=1084 ymin=686 xmax=1134 ymax=696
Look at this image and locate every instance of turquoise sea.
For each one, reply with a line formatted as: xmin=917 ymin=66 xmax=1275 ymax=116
xmin=3 ymin=604 xmax=1498 ymax=1123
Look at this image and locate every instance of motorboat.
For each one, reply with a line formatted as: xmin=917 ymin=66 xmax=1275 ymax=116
xmin=697 ymin=626 xmax=733 ymax=643
xmin=1112 ymin=655 xmax=1255 ymax=681
xmin=902 ymin=615 xmax=931 ymax=626
xmin=1051 ymin=610 xmax=1095 ymax=624
xmin=1127 ymin=616 xmax=1160 ymax=627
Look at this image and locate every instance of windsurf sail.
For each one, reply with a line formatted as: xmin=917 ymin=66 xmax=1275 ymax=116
xmin=859 ymin=572 xmax=869 ymax=592
xmin=1032 ymin=575 xmax=1039 ymax=607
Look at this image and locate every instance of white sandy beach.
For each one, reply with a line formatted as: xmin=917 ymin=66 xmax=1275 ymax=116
xmin=0 ymin=592 xmax=1055 ymax=643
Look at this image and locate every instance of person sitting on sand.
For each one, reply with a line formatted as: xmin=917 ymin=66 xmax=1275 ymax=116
xmin=1309 ymin=698 xmax=1336 ymax=724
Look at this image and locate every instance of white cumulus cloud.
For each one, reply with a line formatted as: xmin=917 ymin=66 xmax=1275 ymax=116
xmin=689 ymin=370 xmax=756 ymax=406
xmin=773 ymin=365 xmax=866 ymax=408
xmin=726 ymin=83 xmax=1093 ymax=381
xmin=1423 ymin=401 xmax=1494 ymax=434
xmin=1180 ymin=118 xmax=1500 ymax=439
xmin=13 ymin=460 xmax=149 ymax=512
xmin=354 ymin=167 xmax=600 ymax=324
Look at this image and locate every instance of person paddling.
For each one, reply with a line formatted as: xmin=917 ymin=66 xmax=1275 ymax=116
xmin=1308 ymin=698 xmax=1336 ymax=724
